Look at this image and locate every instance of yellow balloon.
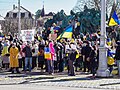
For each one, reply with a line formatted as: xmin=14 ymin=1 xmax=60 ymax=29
xmin=107 ymin=57 xmax=114 ymax=65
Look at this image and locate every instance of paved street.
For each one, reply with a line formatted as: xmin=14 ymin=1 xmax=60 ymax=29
xmin=0 ymin=70 xmax=120 ymax=90
xmin=0 ymin=85 xmax=108 ymax=90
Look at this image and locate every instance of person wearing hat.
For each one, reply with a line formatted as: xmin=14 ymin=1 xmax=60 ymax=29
xmin=9 ymin=43 xmax=20 ymax=73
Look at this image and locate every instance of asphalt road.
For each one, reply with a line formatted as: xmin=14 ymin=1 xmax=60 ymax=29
xmin=0 ymin=85 xmax=110 ymax=90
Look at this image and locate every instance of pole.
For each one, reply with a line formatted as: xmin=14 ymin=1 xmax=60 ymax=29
xmin=97 ymin=0 xmax=110 ymax=77
xmin=18 ymin=0 xmax=21 ymax=38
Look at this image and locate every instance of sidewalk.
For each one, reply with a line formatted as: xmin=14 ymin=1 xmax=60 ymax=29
xmin=0 ymin=70 xmax=120 ymax=90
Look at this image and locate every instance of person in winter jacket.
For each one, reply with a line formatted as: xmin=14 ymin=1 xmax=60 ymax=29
xmin=22 ymin=41 xmax=32 ymax=72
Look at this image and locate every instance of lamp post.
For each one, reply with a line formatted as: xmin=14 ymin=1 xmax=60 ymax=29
xmin=97 ymin=0 xmax=110 ymax=77
xmin=18 ymin=0 xmax=21 ymax=38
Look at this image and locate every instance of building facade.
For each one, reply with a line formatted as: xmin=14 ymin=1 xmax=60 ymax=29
xmin=4 ymin=5 xmax=35 ymax=33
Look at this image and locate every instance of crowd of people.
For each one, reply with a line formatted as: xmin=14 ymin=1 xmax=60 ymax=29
xmin=0 ymin=26 xmax=120 ymax=78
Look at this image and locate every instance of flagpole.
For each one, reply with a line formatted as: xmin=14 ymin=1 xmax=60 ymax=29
xmin=18 ymin=0 xmax=21 ymax=38
xmin=97 ymin=0 xmax=110 ymax=77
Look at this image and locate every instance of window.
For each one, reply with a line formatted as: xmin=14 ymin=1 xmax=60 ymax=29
xmin=21 ymin=13 xmax=25 ymax=18
xmin=6 ymin=13 xmax=9 ymax=17
xmin=13 ymin=13 xmax=17 ymax=18
xmin=29 ymin=13 xmax=32 ymax=18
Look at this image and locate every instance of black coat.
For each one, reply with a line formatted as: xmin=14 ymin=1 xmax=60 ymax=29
xmin=89 ymin=49 xmax=98 ymax=68
xmin=115 ymin=45 xmax=120 ymax=60
xmin=84 ymin=45 xmax=92 ymax=58
xmin=70 ymin=50 xmax=77 ymax=61
xmin=0 ymin=43 xmax=3 ymax=55
xmin=22 ymin=46 xmax=32 ymax=57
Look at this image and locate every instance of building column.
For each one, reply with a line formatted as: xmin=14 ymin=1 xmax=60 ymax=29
xmin=97 ymin=0 xmax=110 ymax=77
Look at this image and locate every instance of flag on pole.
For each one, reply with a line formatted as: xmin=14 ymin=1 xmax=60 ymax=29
xmin=57 ymin=33 xmax=63 ymax=40
xmin=57 ymin=25 xmax=73 ymax=40
xmin=62 ymin=25 xmax=73 ymax=38
xmin=108 ymin=11 xmax=120 ymax=26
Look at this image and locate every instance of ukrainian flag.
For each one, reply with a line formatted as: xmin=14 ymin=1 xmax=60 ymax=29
xmin=108 ymin=11 xmax=120 ymax=26
xmin=62 ymin=25 xmax=73 ymax=38
xmin=44 ymin=47 xmax=52 ymax=60
xmin=57 ymin=25 xmax=73 ymax=40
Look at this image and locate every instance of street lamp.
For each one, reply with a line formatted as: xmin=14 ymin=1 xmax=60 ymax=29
xmin=97 ymin=0 xmax=110 ymax=77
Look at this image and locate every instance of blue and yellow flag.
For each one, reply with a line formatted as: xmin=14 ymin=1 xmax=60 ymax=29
xmin=57 ymin=25 xmax=73 ymax=40
xmin=44 ymin=47 xmax=51 ymax=60
xmin=62 ymin=25 xmax=73 ymax=38
xmin=108 ymin=11 xmax=120 ymax=26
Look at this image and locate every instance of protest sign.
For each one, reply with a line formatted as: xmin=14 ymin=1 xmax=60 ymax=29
xmin=21 ymin=29 xmax=35 ymax=41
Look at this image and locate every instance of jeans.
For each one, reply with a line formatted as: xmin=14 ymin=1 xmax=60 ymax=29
xmin=47 ymin=60 xmax=54 ymax=74
xmin=38 ymin=56 xmax=44 ymax=69
xmin=25 ymin=57 xmax=32 ymax=72
xmin=68 ymin=60 xmax=75 ymax=75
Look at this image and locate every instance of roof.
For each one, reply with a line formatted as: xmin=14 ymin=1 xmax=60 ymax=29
xmin=0 ymin=15 xmax=5 ymax=20
xmin=8 ymin=6 xmax=32 ymax=14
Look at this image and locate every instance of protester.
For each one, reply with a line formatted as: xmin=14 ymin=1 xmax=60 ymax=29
xmin=32 ymin=42 xmax=38 ymax=69
xmin=0 ymin=40 xmax=3 ymax=69
xmin=22 ymin=41 xmax=32 ymax=72
xmin=89 ymin=45 xmax=97 ymax=78
xmin=20 ymin=42 xmax=26 ymax=71
xmin=115 ymin=41 xmax=120 ymax=76
xmin=38 ymin=46 xmax=44 ymax=72
xmin=1 ymin=40 xmax=9 ymax=70
xmin=9 ymin=43 xmax=20 ymax=74
xmin=47 ymin=40 xmax=55 ymax=75
xmin=7 ymin=32 xmax=13 ymax=42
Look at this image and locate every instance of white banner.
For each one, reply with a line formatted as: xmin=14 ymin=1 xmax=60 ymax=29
xmin=21 ymin=29 xmax=35 ymax=41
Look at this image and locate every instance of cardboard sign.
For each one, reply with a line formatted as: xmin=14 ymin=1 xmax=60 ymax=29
xmin=21 ymin=29 xmax=35 ymax=41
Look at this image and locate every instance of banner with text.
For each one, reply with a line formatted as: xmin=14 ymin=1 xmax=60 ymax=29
xmin=21 ymin=30 xmax=35 ymax=41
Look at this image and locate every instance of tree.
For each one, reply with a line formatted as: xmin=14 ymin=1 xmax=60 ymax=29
xmin=73 ymin=0 xmax=117 ymax=17
xmin=75 ymin=5 xmax=101 ymax=34
xmin=35 ymin=9 xmax=42 ymax=19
